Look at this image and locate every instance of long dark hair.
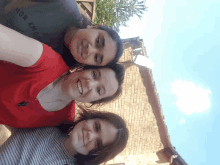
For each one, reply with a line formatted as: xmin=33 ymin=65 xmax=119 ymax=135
xmin=57 ymin=107 xmax=129 ymax=165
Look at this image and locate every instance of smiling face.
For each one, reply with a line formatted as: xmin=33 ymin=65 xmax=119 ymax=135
xmin=69 ymin=27 xmax=117 ymax=66
xmin=62 ymin=68 xmax=119 ymax=103
xmin=69 ymin=119 xmax=118 ymax=155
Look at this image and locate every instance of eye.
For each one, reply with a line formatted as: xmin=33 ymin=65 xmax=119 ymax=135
xmin=94 ymin=54 xmax=103 ymax=65
xmin=95 ymin=121 xmax=101 ymax=132
xmin=96 ymin=36 xmax=100 ymax=45
xmin=96 ymin=139 xmax=102 ymax=150
xmin=91 ymin=69 xmax=101 ymax=79
xmin=96 ymin=86 xmax=101 ymax=95
xmin=102 ymin=37 xmax=105 ymax=47
xmin=91 ymin=70 xmax=98 ymax=79
xmin=94 ymin=54 xmax=99 ymax=63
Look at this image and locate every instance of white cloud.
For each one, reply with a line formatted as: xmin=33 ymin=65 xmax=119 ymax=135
xmin=180 ymin=118 xmax=186 ymax=124
xmin=119 ymin=14 xmax=147 ymax=39
xmin=171 ymin=79 xmax=211 ymax=115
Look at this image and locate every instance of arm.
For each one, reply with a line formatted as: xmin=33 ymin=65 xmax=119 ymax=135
xmin=4 ymin=125 xmax=15 ymax=133
xmin=0 ymin=24 xmax=43 ymax=67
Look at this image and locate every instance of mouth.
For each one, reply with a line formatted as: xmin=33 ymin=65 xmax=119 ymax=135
xmin=77 ymin=79 xmax=83 ymax=95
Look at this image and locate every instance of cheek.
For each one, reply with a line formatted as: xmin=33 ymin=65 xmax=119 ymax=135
xmin=85 ymin=142 xmax=96 ymax=153
xmin=76 ymin=143 xmax=93 ymax=155
xmin=84 ymin=54 xmax=95 ymax=64
xmin=84 ymin=92 xmax=100 ymax=103
xmin=69 ymin=39 xmax=79 ymax=58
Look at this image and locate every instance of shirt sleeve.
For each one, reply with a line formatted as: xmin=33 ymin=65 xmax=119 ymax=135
xmin=29 ymin=43 xmax=59 ymax=66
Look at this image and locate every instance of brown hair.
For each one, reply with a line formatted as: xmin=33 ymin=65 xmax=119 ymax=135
xmin=57 ymin=107 xmax=129 ymax=165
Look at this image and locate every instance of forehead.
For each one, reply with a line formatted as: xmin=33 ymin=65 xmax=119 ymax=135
xmin=99 ymin=68 xmax=119 ymax=97
xmin=95 ymin=119 xmax=118 ymax=146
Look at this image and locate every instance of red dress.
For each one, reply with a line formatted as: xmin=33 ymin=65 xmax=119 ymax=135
xmin=0 ymin=44 xmax=75 ymax=128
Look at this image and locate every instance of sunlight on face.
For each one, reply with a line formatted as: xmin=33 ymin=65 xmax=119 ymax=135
xmin=69 ymin=119 xmax=118 ymax=155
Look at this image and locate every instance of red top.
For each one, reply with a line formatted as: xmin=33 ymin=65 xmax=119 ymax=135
xmin=0 ymin=44 xmax=75 ymax=128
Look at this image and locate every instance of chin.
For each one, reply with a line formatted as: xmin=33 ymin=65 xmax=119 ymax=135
xmin=75 ymin=147 xmax=88 ymax=155
xmin=72 ymin=52 xmax=82 ymax=63
xmin=78 ymin=150 xmax=89 ymax=155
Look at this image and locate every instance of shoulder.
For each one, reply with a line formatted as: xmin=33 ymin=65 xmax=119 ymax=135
xmin=13 ymin=127 xmax=59 ymax=135
xmin=14 ymin=127 xmax=63 ymax=140
xmin=60 ymin=0 xmax=83 ymax=27
xmin=26 ymin=44 xmax=67 ymax=71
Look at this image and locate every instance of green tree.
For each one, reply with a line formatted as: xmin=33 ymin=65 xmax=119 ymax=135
xmin=94 ymin=0 xmax=147 ymax=32
xmin=114 ymin=0 xmax=147 ymax=31
xmin=94 ymin=0 xmax=117 ymax=27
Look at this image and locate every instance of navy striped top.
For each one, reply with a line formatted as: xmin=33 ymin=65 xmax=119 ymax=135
xmin=0 ymin=127 xmax=76 ymax=165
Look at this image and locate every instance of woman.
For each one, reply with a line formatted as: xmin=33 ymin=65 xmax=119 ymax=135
xmin=0 ymin=0 xmax=124 ymax=66
xmin=0 ymin=24 xmax=125 ymax=128
xmin=0 ymin=109 xmax=129 ymax=165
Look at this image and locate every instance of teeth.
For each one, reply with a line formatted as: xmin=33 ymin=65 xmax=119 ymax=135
xmin=77 ymin=80 xmax=83 ymax=94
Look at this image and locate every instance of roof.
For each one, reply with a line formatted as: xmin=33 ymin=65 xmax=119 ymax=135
xmin=137 ymin=60 xmax=188 ymax=165
xmin=121 ymin=37 xmax=188 ymax=164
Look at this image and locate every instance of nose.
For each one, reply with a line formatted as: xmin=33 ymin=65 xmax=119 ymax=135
xmin=87 ymin=130 xmax=98 ymax=142
xmin=82 ymin=41 xmax=98 ymax=57
xmin=85 ymin=79 xmax=99 ymax=91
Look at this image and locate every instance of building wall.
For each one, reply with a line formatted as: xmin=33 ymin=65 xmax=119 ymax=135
xmin=77 ymin=47 xmax=166 ymax=164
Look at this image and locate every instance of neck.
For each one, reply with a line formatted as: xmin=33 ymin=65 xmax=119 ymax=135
xmin=53 ymin=75 xmax=73 ymax=101
xmin=64 ymin=137 xmax=78 ymax=157
xmin=64 ymin=27 xmax=78 ymax=48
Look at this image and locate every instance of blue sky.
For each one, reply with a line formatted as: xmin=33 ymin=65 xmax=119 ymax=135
xmin=119 ymin=0 xmax=220 ymax=164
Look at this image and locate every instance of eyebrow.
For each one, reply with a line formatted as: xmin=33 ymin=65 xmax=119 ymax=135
xmin=100 ymin=86 xmax=106 ymax=96
xmin=98 ymin=70 xmax=106 ymax=95
xmin=99 ymin=36 xmax=105 ymax=65
xmin=99 ymin=138 xmax=104 ymax=149
xmin=102 ymin=36 xmax=105 ymax=47
xmin=96 ymin=69 xmax=101 ymax=78
xmin=98 ymin=121 xmax=104 ymax=148
xmin=100 ymin=56 xmax=103 ymax=64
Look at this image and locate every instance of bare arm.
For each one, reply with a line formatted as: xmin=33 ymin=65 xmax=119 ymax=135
xmin=0 ymin=24 xmax=43 ymax=67
xmin=4 ymin=125 xmax=14 ymax=132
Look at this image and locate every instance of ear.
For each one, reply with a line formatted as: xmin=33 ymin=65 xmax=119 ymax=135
xmin=86 ymin=25 xmax=99 ymax=29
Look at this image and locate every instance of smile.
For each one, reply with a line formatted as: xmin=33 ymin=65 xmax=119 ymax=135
xmin=77 ymin=79 xmax=83 ymax=95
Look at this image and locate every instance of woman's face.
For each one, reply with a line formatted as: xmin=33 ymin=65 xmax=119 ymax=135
xmin=69 ymin=119 xmax=118 ymax=155
xmin=69 ymin=27 xmax=117 ymax=66
xmin=62 ymin=68 xmax=119 ymax=103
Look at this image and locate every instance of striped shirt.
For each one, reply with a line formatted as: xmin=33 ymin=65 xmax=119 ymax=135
xmin=0 ymin=127 xmax=76 ymax=165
